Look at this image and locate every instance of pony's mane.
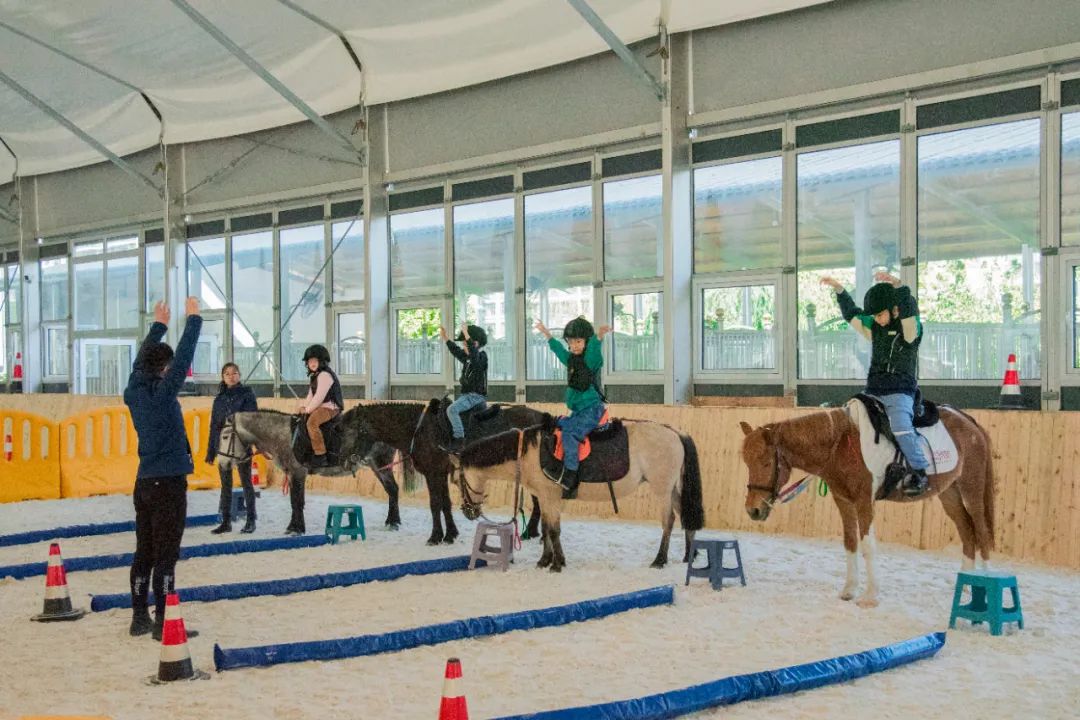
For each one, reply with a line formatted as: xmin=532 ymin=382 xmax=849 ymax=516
xmin=248 ymin=408 xmax=292 ymax=417
xmin=458 ymin=424 xmax=545 ymax=469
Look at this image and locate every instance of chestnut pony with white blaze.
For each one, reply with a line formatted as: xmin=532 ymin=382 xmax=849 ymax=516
xmin=740 ymin=405 xmax=995 ymax=607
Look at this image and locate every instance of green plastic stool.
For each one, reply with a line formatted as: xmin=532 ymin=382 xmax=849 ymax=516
xmin=949 ymin=570 xmax=1023 ymax=636
xmin=324 ymin=504 xmax=366 ymax=544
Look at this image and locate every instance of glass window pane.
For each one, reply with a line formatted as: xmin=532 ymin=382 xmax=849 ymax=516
xmin=231 ymin=231 xmax=274 ymax=382
xmin=6 ymin=328 xmax=21 ymax=383
xmin=1074 ymin=265 xmax=1080 ymax=369
xmin=918 ymin=120 xmax=1041 ymax=380
xmin=702 ymin=285 xmax=776 ymax=370
xmin=396 ymin=307 xmax=442 ymax=375
xmin=332 ymin=220 xmax=365 ymax=303
xmin=797 ymin=140 xmax=900 ymax=380
xmin=6 ymin=265 xmax=20 ymax=324
xmin=280 ymin=225 xmax=326 ymax=382
xmin=74 ymin=261 xmax=104 ymax=331
xmin=336 ymin=313 xmax=365 ymax=376
xmin=41 ymin=257 xmax=69 ymax=322
xmin=694 ymin=156 xmax=783 ymax=273
xmin=145 ymin=245 xmax=165 ymax=311
xmin=1063 ymin=112 xmax=1080 ymax=246
xmin=74 ymin=240 xmax=103 ymax=257
xmin=77 ymin=339 xmax=135 ymax=396
xmin=45 ymin=324 xmax=68 ymax=377
xmin=454 ymin=198 xmax=515 ymax=381
xmin=107 ymin=236 xmax=138 ymax=253
xmin=105 ymin=257 xmax=139 ymax=329
xmin=187 ymin=237 xmax=227 ymax=310
xmin=193 ymin=318 xmax=225 ymax=376
xmin=525 ymin=186 xmax=594 ymax=380
xmin=610 ymin=292 xmax=662 ymax=372
xmin=604 ymin=175 xmax=662 ymax=280
xmin=391 ymin=208 xmax=445 ymax=298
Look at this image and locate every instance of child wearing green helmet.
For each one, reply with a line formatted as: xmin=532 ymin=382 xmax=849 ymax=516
xmin=820 ymin=271 xmax=929 ymax=496
xmin=440 ymin=323 xmax=489 ymax=453
xmin=534 ymin=316 xmax=612 ymax=499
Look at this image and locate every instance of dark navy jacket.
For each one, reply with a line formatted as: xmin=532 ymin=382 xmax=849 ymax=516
xmin=123 ymin=317 xmax=202 ymax=478
xmin=205 ymin=384 xmax=258 ymax=463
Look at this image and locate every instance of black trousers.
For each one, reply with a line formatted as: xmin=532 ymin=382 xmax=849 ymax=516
xmin=217 ymin=460 xmax=256 ymax=520
xmin=130 ymin=476 xmax=187 ymax=620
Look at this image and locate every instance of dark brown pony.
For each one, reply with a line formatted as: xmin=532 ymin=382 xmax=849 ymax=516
xmin=740 ymin=405 xmax=995 ymax=607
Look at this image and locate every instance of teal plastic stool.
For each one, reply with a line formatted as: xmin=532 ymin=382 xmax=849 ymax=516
xmin=324 ymin=504 xmax=366 ymax=544
xmin=949 ymin=570 xmax=1023 ymax=636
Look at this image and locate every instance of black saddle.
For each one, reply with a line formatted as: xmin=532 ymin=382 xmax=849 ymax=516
xmin=433 ymin=398 xmax=506 ymax=444
xmin=290 ymin=413 xmax=345 ymax=470
xmin=854 ymin=393 xmax=940 ymax=500
xmin=539 ymin=419 xmax=629 ymax=485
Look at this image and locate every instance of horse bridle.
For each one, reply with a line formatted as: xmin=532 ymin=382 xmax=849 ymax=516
xmin=454 ymin=427 xmax=529 ymax=525
xmin=215 ymin=415 xmax=254 ymax=463
xmin=746 ymin=442 xmax=787 ymax=508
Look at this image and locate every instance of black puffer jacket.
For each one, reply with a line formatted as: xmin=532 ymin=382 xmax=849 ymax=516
xmin=446 ymin=341 xmax=488 ymax=396
xmin=205 ymin=383 xmax=258 ymax=463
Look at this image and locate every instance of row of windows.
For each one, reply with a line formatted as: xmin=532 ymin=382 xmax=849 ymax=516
xmin=3 ymin=88 xmax=1080 ymax=393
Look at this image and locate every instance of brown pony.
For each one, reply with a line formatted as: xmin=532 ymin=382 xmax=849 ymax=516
xmin=740 ymin=405 xmax=995 ymax=607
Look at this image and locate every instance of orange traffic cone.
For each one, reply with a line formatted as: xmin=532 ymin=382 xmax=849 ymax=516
xmin=147 ymin=593 xmax=209 ymax=684
xmin=12 ymin=351 xmax=22 ymax=392
xmin=438 ymin=657 xmax=469 ymax=720
xmin=998 ymin=353 xmax=1025 ymax=409
xmin=31 ymin=543 xmax=86 ymax=622
xmin=3 ymin=433 xmax=11 ymax=461
xmin=251 ymin=461 xmax=261 ymax=487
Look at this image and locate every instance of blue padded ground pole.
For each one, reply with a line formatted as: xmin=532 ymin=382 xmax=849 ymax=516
xmin=90 ymin=554 xmax=483 ymax=611
xmin=0 ymin=534 xmax=327 ymax=580
xmin=214 ymin=585 xmax=674 ymax=671
xmin=491 ymin=631 xmax=946 ymax=720
xmin=0 ymin=514 xmax=219 ymax=548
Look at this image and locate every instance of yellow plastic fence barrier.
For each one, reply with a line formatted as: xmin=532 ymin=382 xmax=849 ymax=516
xmin=0 ymin=409 xmax=61 ymax=502
xmin=59 ymin=406 xmax=140 ymax=498
xmin=183 ymin=408 xmax=268 ymax=492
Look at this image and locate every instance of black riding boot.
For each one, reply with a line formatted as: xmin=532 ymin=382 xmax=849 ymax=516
xmin=211 ymin=514 xmax=231 ymax=534
xmin=241 ymin=516 xmax=256 ymax=534
xmin=903 ymin=468 xmax=929 ymax=497
xmin=560 ymin=468 xmax=580 ymax=500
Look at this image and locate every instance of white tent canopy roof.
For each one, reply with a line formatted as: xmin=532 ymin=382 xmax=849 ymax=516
xmin=0 ymin=0 xmax=829 ymax=179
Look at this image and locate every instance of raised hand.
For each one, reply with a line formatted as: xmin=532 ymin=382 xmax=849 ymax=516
xmin=184 ymin=296 xmax=200 ymax=316
xmin=819 ymin=276 xmax=844 ymax=292
xmin=534 ymin=320 xmax=552 ymax=339
xmin=874 ymin=271 xmax=901 ymax=287
xmin=438 ymin=326 xmax=448 ymax=342
xmin=153 ymin=301 xmax=170 ymax=325
xmin=596 ymin=324 xmax=612 ymax=339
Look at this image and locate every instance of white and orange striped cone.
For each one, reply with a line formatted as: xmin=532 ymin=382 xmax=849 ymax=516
xmin=998 ymin=353 xmax=1025 ymax=409
xmin=3 ymin=433 xmax=11 ymax=461
xmin=147 ymin=593 xmax=209 ymax=684
xmin=438 ymin=657 xmax=469 ymax=720
xmin=12 ymin=351 xmax=22 ymax=392
xmin=31 ymin=543 xmax=86 ymax=622
xmin=251 ymin=461 xmax=261 ymax=487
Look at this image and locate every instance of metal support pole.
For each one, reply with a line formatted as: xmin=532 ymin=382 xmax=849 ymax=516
xmin=564 ymin=0 xmax=666 ymax=101
xmin=169 ymin=0 xmax=361 ymax=161
xmin=365 ymin=106 xmax=391 ymax=399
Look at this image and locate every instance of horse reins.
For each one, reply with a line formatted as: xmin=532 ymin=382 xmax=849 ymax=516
xmin=747 ymin=410 xmax=849 ymax=508
xmin=455 ymin=427 xmax=527 ymax=550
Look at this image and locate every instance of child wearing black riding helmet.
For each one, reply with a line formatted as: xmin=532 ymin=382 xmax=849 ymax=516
xmin=820 ymin=271 xmax=929 ymax=496
xmin=439 ymin=323 xmax=489 ymax=454
xmin=534 ymin=316 xmax=612 ymax=499
xmin=296 ymin=344 xmax=344 ymax=470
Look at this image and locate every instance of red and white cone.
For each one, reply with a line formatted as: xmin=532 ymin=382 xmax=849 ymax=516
xmin=998 ymin=353 xmax=1025 ymax=409
xmin=13 ymin=352 xmax=22 ymax=380
xmin=147 ymin=593 xmax=209 ymax=684
xmin=3 ymin=433 xmax=11 ymax=461
xmin=438 ymin=657 xmax=469 ymax=720
xmin=31 ymin=543 xmax=86 ymax=622
xmin=251 ymin=461 xmax=261 ymax=487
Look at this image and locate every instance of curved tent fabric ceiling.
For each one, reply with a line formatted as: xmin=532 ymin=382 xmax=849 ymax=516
xmin=0 ymin=0 xmax=831 ymax=180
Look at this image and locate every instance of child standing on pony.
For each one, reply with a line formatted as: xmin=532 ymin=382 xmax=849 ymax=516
xmin=534 ymin=316 xmax=611 ymax=499
xmin=820 ymin=271 xmax=929 ymax=496
xmin=439 ymin=322 xmax=489 ymax=454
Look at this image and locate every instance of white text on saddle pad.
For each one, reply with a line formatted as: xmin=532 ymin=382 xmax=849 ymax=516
xmin=845 ymin=400 xmax=959 ymax=487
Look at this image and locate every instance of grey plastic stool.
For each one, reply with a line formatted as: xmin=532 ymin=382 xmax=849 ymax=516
xmin=685 ymin=538 xmax=745 ymax=590
xmin=469 ymin=520 xmax=514 ymax=571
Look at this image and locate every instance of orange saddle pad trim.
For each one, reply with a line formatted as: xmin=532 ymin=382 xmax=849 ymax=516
xmin=553 ymin=409 xmax=611 ymax=462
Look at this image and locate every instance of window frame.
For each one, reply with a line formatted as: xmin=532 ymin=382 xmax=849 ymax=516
xmin=1063 ymin=252 xmax=1080 ymax=380
xmin=692 ymin=271 xmax=784 ymax=381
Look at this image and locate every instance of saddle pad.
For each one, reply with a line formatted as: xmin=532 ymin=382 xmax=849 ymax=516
xmin=845 ymin=399 xmax=959 ymax=486
xmin=541 ymin=417 xmax=629 ymax=485
xmin=552 ymin=409 xmax=612 ymax=462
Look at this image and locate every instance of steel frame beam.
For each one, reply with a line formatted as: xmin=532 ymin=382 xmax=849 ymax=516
xmin=0 ymin=69 xmax=163 ymax=196
xmin=273 ymin=0 xmax=364 ymax=74
xmin=169 ymin=0 xmax=360 ymax=161
xmin=564 ymin=0 xmax=666 ymax=101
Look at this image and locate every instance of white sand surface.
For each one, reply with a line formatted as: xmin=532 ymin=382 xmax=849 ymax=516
xmin=0 ymin=489 xmax=1076 ymax=720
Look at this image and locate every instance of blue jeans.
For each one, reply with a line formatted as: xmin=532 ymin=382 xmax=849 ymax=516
xmin=447 ymin=393 xmax=487 ymax=439
xmin=868 ymin=392 xmax=929 ymax=471
xmin=557 ymin=403 xmax=606 ymax=471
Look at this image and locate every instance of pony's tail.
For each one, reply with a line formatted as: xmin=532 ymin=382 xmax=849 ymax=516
xmin=678 ymin=434 xmax=705 ymax=532
xmin=983 ymin=431 xmax=996 ymax=551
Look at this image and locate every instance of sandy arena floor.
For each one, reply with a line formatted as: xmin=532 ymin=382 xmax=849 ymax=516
xmin=0 ymin=489 xmax=1077 ymax=720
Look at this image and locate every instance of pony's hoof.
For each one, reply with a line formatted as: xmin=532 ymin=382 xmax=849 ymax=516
xmin=839 ymin=590 xmax=856 ymax=601
xmin=856 ymin=596 xmax=879 ymax=609
xmin=650 ymin=559 xmax=667 ymax=569
xmin=549 ymin=564 xmax=563 ymax=573
xmin=426 ymin=536 xmax=442 ymax=546
xmin=443 ymin=533 xmax=458 ymax=545
xmin=537 ymin=558 xmax=552 ymax=569
xmin=385 ymin=522 xmax=400 ymax=531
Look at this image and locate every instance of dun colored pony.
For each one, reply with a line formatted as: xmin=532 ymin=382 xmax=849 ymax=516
xmin=451 ymin=416 xmax=704 ymax=571
xmin=740 ymin=406 xmax=995 ymax=607
xmin=218 ymin=409 xmax=410 ymax=534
